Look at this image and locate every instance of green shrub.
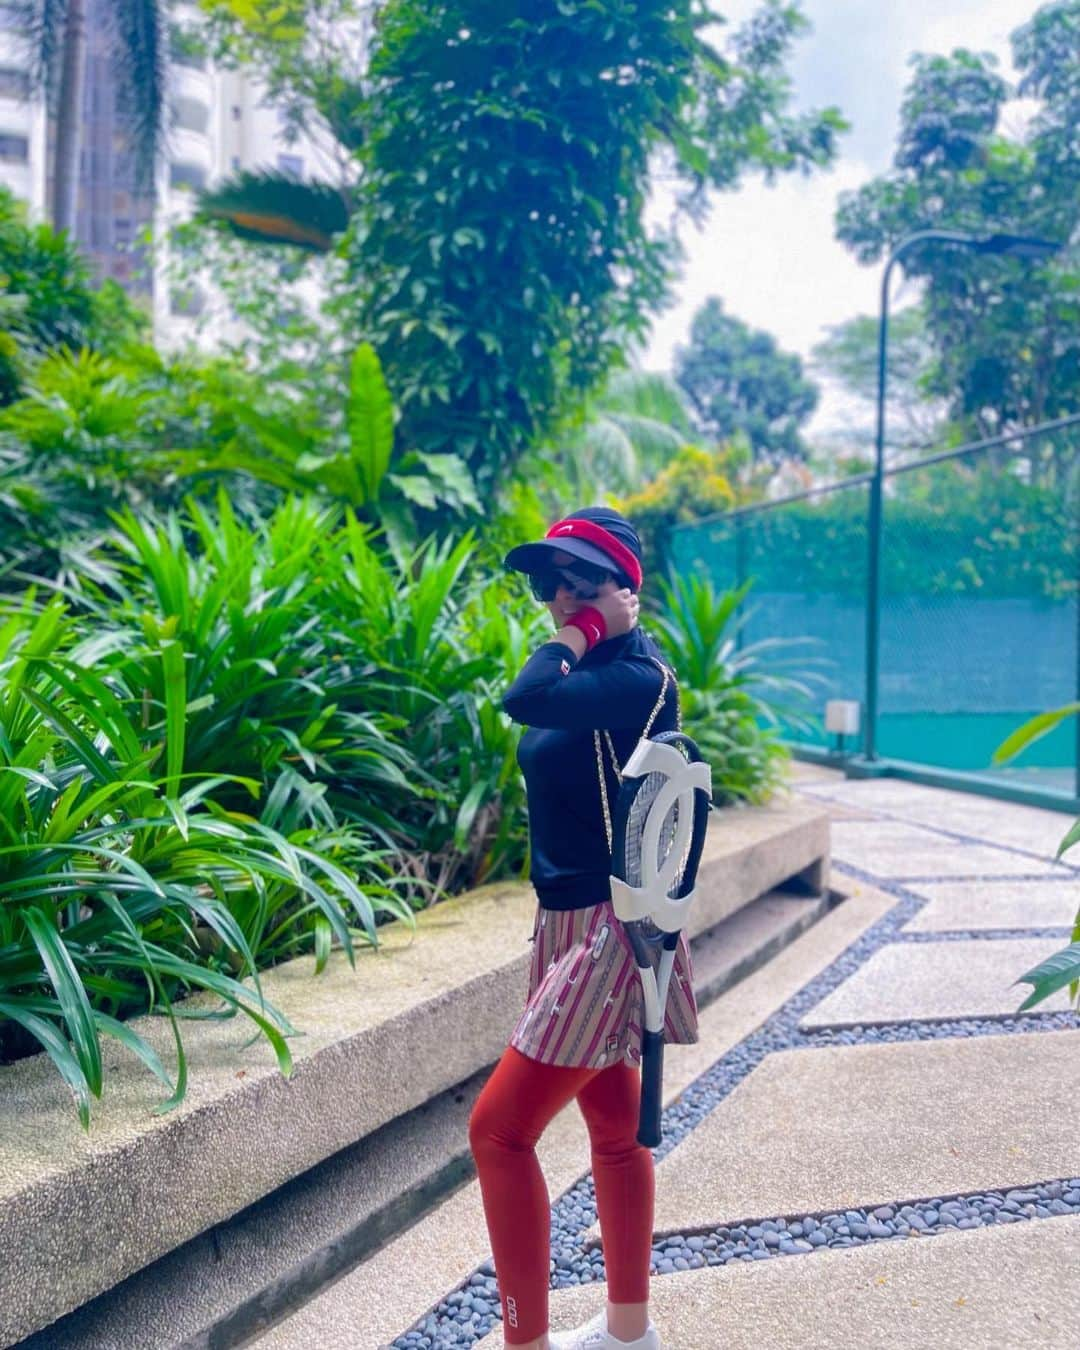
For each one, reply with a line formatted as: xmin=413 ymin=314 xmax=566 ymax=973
xmin=0 ymin=593 xmax=410 ymax=1124
xmin=55 ymin=493 xmax=546 ymax=897
xmin=0 ymin=187 xmax=146 ymax=406
xmin=649 ymin=574 xmax=826 ymax=805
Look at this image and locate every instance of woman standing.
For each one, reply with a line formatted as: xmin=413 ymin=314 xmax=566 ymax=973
xmin=469 ymin=507 xmax=698 ymax=1350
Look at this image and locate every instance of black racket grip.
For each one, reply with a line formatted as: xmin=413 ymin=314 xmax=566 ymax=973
xmin=637 ymin=1030 xmax=666 ymax=1148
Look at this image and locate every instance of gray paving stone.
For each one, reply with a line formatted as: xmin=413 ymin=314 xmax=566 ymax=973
xmin=804 ymin=778 xmax=1074 ymax=863
xmin=479 ymin=1216 xmax=1080 ymax=1349
xmin=800 ymin=938 xmax=1074 ymax=1028
xmin=903 ymin=879 xmax=1080 ymax=932
xmin=828 ymin=818 xmax=1070 ymax=878
xmin=651 ymin=1030 xmax=1080 ymax=1234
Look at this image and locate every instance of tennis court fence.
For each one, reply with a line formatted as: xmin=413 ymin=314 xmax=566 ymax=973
xmin=667 ymin=413 xmax=1080 ymax=812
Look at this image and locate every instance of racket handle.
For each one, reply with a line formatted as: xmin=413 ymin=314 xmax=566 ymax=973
xmin=637 ymin=1029 xmax=665 ymax=1148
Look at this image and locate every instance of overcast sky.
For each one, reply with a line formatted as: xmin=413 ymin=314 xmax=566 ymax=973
xmin=642 ymin=0 xmax=1043 ymax=435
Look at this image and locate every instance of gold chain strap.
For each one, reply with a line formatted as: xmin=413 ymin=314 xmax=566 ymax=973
xmin=594 ymin=656 xmax=680 ymax=852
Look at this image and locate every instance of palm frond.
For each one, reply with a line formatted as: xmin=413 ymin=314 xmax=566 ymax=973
xmin=604 ymin=369 xmax=694 ymax=436
xmin=603 ymin=411 xmax=685 ymax=473
xmin=9 ymin=0 xmax=69 ymax=98
xmin=109 ymin=0 xmax=168 ymax=191
xmin=198 ymin=171 xmax=351 ymax=252
xmin=583 ymin=419 xmax=639 ymax=493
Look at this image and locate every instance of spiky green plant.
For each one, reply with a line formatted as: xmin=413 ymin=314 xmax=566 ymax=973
xmin=995 ymin=704 xmax=1080 ymax=1011
xmin=648 ymin=574 xmax=827 ymax=804
xmin=0 ymin=591 xmax=409 ymax=1126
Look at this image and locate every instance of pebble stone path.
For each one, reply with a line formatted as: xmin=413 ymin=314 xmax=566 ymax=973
xmin=391 ymin=773 xmax=1080 ymax=1349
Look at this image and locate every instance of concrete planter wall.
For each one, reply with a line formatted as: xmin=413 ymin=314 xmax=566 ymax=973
xmin=0 ymin=798 xmax=828 ymax=1347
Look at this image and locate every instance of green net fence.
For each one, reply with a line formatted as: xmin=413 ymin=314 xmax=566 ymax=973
xmin=668 ymin=416 xmax=1080 ymax=804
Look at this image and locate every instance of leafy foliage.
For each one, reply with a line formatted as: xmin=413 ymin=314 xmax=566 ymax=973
xmin=810 ymin=304 xmax=947 ymax=455
xmin=0 ymin=339 xmax=482 ymax=577
xmin=0 ymin=188 xmax=145 ymax=405
xmin=348 ymin=0 xmax=842 ymax=493
xmin=0 ymin=592 xmax=406 ymax=1125
xmin=994 ymin=703 xmax=1080 ymax=1011
xmin=0 ymin=491 xmax=562 ymax=1116
xmin=835 ymin=4 xmax=1080 ymax=436
xmin=544 ymin=369 xmax=694 ymax=505
xmin=648 ymin=575 xmax=822 ymax=804
xmin=195 ymin=1 xmax=843 ymax=494
xmin=672 ymin=450 xmax=1078 ymax=601
xmin=675 ymin=298 xmax=819 ymax=464
xmin=619 ymin=443 xmax=738 ymax=578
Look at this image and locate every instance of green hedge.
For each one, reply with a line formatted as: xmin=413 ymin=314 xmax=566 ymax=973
xmin=672 ymin=459 xmax=1076 ymax=601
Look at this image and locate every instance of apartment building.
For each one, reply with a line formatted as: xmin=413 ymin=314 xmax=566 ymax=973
xmin=0 ymin=0 xmax=344 ymax=341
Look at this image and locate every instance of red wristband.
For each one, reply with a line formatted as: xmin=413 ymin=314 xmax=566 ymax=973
xmin=564 ymin=606 xmax=607 ymax=651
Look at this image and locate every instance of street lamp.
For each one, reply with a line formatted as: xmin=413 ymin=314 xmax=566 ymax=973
xmin=862 ymin=228 xmax=1062 ymax=762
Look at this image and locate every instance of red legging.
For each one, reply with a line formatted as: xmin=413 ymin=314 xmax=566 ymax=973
xmin=468 ymin=1045 xmax=654 ymax=1345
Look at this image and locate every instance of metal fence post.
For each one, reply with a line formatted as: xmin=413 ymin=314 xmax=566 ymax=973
xmin=864 ymin=256 xmax=894 ymax=762
xmin=734 ymin=512 xmax=746 ymax=652
xmin=1075 ymin=489 xmax=1080 ymax=802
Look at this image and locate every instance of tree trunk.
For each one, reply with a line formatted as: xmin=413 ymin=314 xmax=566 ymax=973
xmin=50 ymin=0 xmax=87 ymax=233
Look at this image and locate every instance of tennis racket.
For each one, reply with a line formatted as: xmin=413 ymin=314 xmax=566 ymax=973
xmin=608 ymin=730 xmax=711 ymax=1147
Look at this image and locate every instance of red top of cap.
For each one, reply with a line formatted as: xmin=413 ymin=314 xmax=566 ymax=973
xmin=545 ymin=518 xmax=643 ymax=590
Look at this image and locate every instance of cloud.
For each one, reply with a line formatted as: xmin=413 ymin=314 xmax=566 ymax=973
xmin=643 ymin=158 xmax=883 ymax=369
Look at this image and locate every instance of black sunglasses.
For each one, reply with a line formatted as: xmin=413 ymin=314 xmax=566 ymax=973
xmin=528 ymin=560 xmax=613 ymax=602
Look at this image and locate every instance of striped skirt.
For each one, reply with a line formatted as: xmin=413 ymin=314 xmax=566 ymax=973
xmin=509 ymin=901 xmax=698 ymax=1070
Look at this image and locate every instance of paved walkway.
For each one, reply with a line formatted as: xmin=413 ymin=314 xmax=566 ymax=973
xmin=256 ymin=767 xmax=1080 ymax=1349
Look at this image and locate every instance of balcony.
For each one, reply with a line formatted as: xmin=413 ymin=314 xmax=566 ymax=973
xmin=173 ymin=93 xmax=210 ymax=137
xmin=170 ymin=59 xmax=213 ymax=110
xmin=168 ymin=125 xmax=213 ymax=178
xmin=0 ymin=128 xmax=28 ymax=164
xmin=168 ymin=158 xmax=208 ymax=193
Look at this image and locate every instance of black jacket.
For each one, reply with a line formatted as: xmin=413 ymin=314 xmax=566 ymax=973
xmin=503 ymin=626 xmax=678 ymax=911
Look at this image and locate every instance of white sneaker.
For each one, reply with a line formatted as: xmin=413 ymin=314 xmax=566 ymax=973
xmin=549 ymin=1310 xmax=662 ymax=1350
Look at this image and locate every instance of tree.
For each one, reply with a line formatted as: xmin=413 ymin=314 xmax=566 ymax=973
xmin=196 ymin=1 xmax=845 ymax=497
xmin=544 ymin=369 xmax=694 ymax=506
xmin=14 ymin=0 xmax=168 ymax=231
xmin=674 ymin=298 xmax=819 ymax=464
xmin=835 ymin=2 xmax=1080 ymax=441
xmin=618 ymin=443 xmax=737 ymax=579
xmin=810 ymin=304 xmax=947 ymax=455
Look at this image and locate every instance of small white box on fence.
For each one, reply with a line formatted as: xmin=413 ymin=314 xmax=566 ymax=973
xmin=825 ymin=700 xmax=861 ymax=736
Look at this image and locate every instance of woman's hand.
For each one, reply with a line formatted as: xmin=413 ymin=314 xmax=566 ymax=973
xmin=592 ymin=586 xmax=639 ymax=638
xmin=547 ymin=579 xmax=640 ymax=654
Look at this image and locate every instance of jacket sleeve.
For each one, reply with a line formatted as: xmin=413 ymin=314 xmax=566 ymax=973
xmin=502 ymin=642 xmax=668 ymax=731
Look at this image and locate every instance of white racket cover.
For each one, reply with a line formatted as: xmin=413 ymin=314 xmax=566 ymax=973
xmin=609 ymin=736 xmax=712 ymax=933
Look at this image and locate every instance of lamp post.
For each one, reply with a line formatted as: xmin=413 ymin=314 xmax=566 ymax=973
xmin=862 ymin=230 xmax=1062 ymax=762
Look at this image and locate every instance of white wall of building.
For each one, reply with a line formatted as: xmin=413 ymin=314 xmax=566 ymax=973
xmin=0 ymin=8 xmax=47 ymax=216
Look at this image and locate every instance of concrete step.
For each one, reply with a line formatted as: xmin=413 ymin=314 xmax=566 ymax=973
xmin=17 ymin=884 xmax=840 ymax=1350
xmin=690 ymin=884 xmax=835 ymax=1009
